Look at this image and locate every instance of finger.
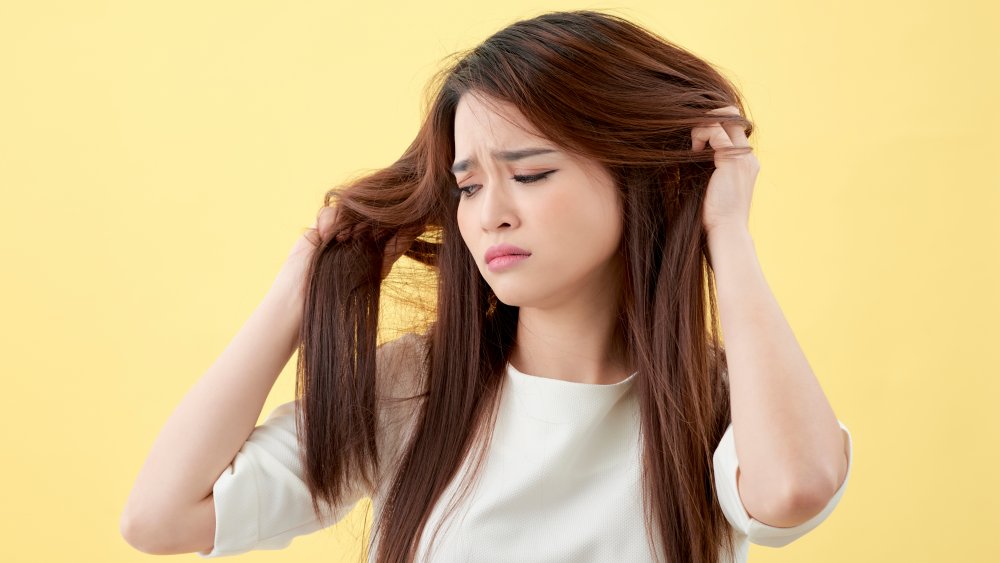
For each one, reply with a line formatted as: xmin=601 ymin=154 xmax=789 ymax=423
xmin=705 ymin=105 xmax=740 ymax=116
xmin=717 ymin=110 xmax=749 ymax=147
xmin=711 ymin=106 xmax=749 ymax=148
xmin=691 ymin=123 xmax=735 ymax=151
xmin=324 ymin=207 xmax=354 ymax=243
xmin=720 ymin=121 xmax=749 ymax=148
xmin=314 ymin=207 xmax=332 ymax=240
xmin=303 ymin=228 xmax=322 ymax=248
xmin=693 ymin=106 xmax=745 ymax=150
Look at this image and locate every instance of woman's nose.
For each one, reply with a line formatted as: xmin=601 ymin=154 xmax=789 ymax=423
xmin=479 ymin=180 xmax=518 ymax=231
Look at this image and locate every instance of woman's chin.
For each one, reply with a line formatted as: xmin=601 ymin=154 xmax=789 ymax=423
xmin=491 ymin=292 xmax=523 ymax=307
xmin=490 ymin=286 xmax=554 ymax=309
xmin=488 ymin=286 xmax=532 ymax=308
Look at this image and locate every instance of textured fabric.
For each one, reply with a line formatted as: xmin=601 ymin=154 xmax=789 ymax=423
xmin=199 ymin=335 xmax=853 ymax=560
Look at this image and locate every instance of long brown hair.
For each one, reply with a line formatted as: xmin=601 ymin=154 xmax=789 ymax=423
xmin=295 ymin=9 xmax=754 ymax=563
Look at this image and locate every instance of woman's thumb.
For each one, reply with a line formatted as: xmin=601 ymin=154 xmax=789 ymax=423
xmin=316 ymin=206 xmax=338 ymax=242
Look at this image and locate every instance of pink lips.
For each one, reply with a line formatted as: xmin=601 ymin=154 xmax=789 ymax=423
xmin=485 ymin=243 xmax=531 ymax=272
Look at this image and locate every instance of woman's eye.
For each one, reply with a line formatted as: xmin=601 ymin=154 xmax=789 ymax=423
xmin=512 ymin=171 xmax=554 ymax=184
xmin=456 ymin=185 xmax=480 ymax=198
xmin=456 ymin=170 xmax=555 ymax=199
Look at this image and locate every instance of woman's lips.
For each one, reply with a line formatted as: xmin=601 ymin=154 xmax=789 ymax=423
xmin=487 ymin=253 xmax=530 ymax=272
xmin=484 ymin=243 xmax=532 ymax=272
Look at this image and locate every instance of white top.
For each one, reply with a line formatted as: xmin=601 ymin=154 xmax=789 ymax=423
xmin=198 ymin=336 xmax=853 ymax=561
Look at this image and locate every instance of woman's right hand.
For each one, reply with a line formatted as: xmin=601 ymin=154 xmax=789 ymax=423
xmin=275 ymin=206 xmax=421 ymax=302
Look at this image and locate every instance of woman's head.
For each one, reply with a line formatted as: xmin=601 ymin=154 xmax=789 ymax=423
xmin=452 ymin=91 xmax=624 ymax=309
xmin=301 ymin=10 xmax=749 ymax=563
xmin=416 ymin=8 xmax=752 ymax=321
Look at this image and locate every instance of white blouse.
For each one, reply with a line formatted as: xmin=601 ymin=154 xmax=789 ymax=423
xmin=198 ymin=334 xmax=853 ymax=561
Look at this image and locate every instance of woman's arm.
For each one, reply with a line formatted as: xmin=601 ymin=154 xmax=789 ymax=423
xmin=708 ymin=224 xmax=849 ymax=528
xmin=118 ymin=199 xmax=338 ymax=553
xmin=120 ymin=269 xmax=305 ymax=553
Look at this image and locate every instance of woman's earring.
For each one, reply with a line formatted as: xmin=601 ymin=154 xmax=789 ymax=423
xmin=486 ymin=292 xmax=498 ymax=317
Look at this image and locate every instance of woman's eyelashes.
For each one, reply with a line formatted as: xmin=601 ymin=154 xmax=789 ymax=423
xmin=456 ymin=170 xmax=556 ymax=198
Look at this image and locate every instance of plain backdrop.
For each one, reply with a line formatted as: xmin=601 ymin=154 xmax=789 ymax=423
xmin=1 ymin=1 xmax=996 ymax=561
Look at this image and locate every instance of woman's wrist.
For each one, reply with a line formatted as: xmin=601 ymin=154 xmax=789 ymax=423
xmin=268 ymin=261 xmax=308 ymax=316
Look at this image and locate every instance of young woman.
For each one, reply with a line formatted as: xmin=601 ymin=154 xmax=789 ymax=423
xmin=122 ymin=10 xmax=853 ymax=563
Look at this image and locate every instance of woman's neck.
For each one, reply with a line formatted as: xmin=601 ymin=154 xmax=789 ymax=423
xmin=509 ymin=295 xmax=631 ymax=385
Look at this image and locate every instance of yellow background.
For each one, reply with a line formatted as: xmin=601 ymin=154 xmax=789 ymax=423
xmin=1 ymin=1 xmax=996 ymax=561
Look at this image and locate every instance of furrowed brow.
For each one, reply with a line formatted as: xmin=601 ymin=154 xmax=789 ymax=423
xmin=451 ymin=147 xmax=558 ymax=174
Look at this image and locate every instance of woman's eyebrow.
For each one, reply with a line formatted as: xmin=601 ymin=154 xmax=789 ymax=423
xmin=451 ymin=147 xmax=558 ymax=174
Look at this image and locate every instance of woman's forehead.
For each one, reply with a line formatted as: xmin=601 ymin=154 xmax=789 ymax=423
xmin=455 ymin=93 xmax=541 ymax=139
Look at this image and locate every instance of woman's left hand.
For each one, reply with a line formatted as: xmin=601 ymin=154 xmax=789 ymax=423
xmin=691 ymin=105 xmax=760 ymax=235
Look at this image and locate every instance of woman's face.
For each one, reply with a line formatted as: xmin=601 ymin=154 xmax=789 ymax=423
xmin=453 ymin=92 xmax=623 ymax=308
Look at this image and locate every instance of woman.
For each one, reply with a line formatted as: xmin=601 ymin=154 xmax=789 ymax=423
xmin=122 ymin=10 xmax=853 ymax=563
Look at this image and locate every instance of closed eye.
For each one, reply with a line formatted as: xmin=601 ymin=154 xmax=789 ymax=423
xmin=455 ymin=170 xmax=556 ymax=199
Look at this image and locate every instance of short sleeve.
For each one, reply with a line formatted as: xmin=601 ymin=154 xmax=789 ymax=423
xmin=197 ymin=400 xmax=369 ymax=557
xmin=712 ymin=420 xmax=853 ymax=548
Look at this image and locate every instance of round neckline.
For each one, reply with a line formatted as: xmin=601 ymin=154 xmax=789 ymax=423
xmin=506 ymin=361 xmax=638 ymax=387
xmin=502 ymin=361 xmax=638 ymax=423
